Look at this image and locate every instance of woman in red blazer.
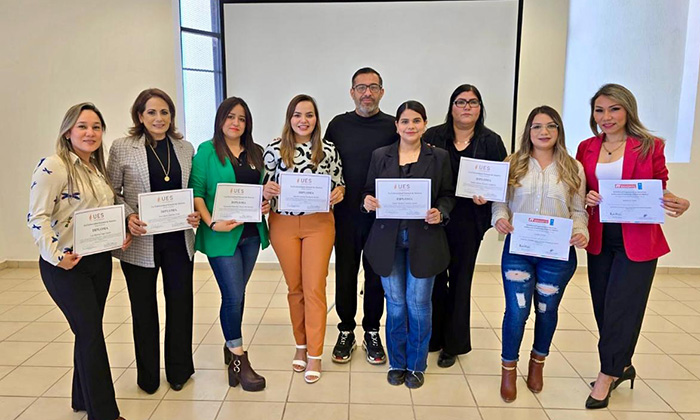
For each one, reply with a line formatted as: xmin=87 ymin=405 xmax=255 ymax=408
xmin=576 ymin=84 xmax=690 ymax=409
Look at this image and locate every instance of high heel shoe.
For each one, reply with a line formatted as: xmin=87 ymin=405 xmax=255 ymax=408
xmin=292 ymin=344 xmax=308 ymax=373
xmin=585 ymin=381 xmax=613 ymax=409
xmin=589 ymin=365 xmax=636 ymax=390
xmin=500 ymin=361 xmax=518 ymax=402
xmin=228 ymin=351 xmax=266 ymax=392
xmin=224 ymin=344 xmax=233 ymax=365
xmin=526 ymin=352 xmax=546 ymax=393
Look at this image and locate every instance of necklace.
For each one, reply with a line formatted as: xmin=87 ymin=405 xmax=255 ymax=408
xmin=148 ymin=138 xmax=171 ymax=182
xmin=601 ymin=140 xmax=625 ymax=156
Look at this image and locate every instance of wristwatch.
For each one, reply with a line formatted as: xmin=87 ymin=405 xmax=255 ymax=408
xmin=209 ymin=221 xmax=217 ymax=229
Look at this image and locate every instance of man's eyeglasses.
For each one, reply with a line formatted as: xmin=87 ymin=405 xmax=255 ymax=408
xmin=352 ymin=84 xmax=382 ymax=94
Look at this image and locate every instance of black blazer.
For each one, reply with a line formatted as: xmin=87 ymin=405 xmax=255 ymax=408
xmin=423 ymin=123 xmax=508 ymax=240
xmin=362 ymin=141 xmax=456 ymax=278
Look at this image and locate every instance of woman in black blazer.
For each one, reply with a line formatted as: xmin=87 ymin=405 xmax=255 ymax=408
xmin=362 ymin=100 xmax=455 ymax=389
xmin=423 ymin=84 xmax=508 ymax=368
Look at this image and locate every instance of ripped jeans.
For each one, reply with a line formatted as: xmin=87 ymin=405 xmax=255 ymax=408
xmin=500 ymin=235 xmax=577 ymax=362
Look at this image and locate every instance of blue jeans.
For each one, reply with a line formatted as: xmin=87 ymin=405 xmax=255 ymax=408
xmin=381 ymin=229 xmax=435 ymax=373
xmin=501 ymin=235 xmax=577 ymax=362
xmin=208 ymin=236 xmax=261 ymax=348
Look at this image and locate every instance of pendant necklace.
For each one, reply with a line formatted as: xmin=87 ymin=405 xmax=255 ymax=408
xmin=148 ymin=138 xmax=171 ymax=182
xmin=601 ymin=139 xmax=625 ymax=157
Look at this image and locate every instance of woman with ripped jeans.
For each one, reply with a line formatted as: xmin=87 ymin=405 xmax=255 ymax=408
xmin=492 ymin=106 xmax=588 ymax=402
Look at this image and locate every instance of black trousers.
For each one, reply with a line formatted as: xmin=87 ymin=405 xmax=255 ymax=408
xmin=120 ymin=232 xmax=194 ymax=392
xmin=39 ymin=253 xmax=119 ymax=420
xmin=430 ymin=216 xmax=481 ymax=355
xmin=588 ymin=223 xmax=657 ymax=377
xmin=334 ymin=209 xmax=384 ymax=332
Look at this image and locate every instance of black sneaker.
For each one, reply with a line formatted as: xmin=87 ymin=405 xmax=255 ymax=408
xmin=362 ymin=331 xmax=387 ymax=365
xmin=405 ymin=371 xmax=425 ymax=389
xmin=332 ymin=331 xmax=356 ymax=363
xmin=387 ymin=369 xmax=406 ymax=386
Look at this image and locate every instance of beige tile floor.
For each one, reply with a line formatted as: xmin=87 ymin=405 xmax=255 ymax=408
xmin=1 ymin=266 xmax=700 ymax=419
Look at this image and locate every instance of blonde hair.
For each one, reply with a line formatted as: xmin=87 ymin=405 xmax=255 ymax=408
xmin=56 ymin=103 xmax=110 ymax=198
xmin=507 ymin=106 xmax=581 ymax=196
xmin=280 ymin=94 xmax=324 ymax=169
xmin=589 ymin=83 xmax=659 ymax=158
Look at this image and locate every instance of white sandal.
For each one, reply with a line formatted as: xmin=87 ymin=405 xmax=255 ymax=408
xmin=292 ymin=345 xmax=307 ymax=373
xmin=304 ymin=355 xmax=322 ymax=384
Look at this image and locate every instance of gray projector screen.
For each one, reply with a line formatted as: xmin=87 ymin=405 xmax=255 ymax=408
xmin=222 ymin=1 xmax=520 ymax=149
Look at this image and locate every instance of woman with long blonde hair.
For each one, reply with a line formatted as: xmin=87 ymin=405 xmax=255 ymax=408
xmin=493 ymin=106 xmax=588 ymax=402
xmin=579 ymin=84 xmax=690 ymax=409
xmin=262 ymin=94 xmax=345 ymax=384
xmin=28 ymin=103 xmax=129 ymax=420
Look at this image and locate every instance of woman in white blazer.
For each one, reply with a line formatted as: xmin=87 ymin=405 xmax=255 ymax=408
xmin=107 ymin=88 xmax=200 ymax=393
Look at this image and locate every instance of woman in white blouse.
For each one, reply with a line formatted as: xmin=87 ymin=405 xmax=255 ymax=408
xmin=492 ymin=106 xmax=588 ymax=403
xmin=27 ymin=103 xmax=128 ymax=420
xmin=262 ymin=94 xmax=345 ymax=384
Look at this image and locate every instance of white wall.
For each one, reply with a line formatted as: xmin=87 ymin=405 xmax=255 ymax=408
xmin=1 ymin=0 xmax=698 ymax=268
xmin=0 ymin=0 xmax=179 ymax=264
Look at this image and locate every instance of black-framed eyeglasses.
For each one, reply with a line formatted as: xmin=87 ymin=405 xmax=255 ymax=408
xmin=352 ymin=83 xmax=382 ymax=94
xmin=453 ymin=99 xmax=481 ymax=109
xmin=530 ymin=123 xmax=559 ymax=132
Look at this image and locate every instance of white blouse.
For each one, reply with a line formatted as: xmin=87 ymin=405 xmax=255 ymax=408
xmin=28 ymin=153 xmax=115 ymax=265
xmin=492 ymin=157 xmax=589 ymax=239
xmin=595 ymin=157 xmax=624 ymax=180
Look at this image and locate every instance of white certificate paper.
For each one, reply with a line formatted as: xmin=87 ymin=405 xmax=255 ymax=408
xmin=375 ymin=178 xmax=431 ymax=220
xmin=456 ymin=157 xmax=509 ymax=202
xmin=278 ymin=172 xmax=331 ymax=213
xmin=73 ymin=204 xmax=125 ymax=256
xmin=212 ymin=183 xmax=262 ymax=223
xmin=138 ymin=189 xmax=194 ymax=235
xmin=598 ymin=179 xmax=664 ymax=224
xmin=509 ymin=213 xmax=573 ymax=261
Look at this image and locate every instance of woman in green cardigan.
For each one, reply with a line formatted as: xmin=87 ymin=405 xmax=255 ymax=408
xmin=190 ymin=97 xmax=270 ymax=392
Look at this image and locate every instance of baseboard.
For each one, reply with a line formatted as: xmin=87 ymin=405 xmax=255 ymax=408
xmin=3 ymin=259 xmax=699 ymax=274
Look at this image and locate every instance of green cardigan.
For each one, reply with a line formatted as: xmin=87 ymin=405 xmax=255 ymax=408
xmin=189 ymin=140 xmax=270 ymax=257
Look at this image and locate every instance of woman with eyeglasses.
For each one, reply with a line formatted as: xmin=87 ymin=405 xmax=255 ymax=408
xmin=492 ymin=106 xmax=588 ymax=402
xmin=423 ymin=84 xmax=507 ymax=368
xmin=578 ymin=84 xmax=690 ymax=409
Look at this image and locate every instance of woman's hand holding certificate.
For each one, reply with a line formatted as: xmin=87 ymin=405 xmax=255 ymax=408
xmin=374 ymin=179 xmax=431 ymax=220
xmin=455 ymin=157 xmax=509 ymax=202
xmin=73 ymin=204 xmax=126 ymax=256
xmin=137 ymin=189 xmax=195 ymax=235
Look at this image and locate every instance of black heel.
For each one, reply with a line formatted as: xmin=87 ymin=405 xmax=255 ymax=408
xmin=228 ymin=365 xmax=240 ymax=387
xmin=585 ymin=382 xmax=613 ymax=409
xmin=630 ymin=377 xmax=635 ymax=389
xmin=589 ymin=365 xmax=636 ymax=390
xmin=224 ymin=345 xmax=233 ymax=365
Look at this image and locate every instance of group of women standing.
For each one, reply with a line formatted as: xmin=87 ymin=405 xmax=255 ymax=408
xmin=28 ymin=82 xmax=690 ymax=420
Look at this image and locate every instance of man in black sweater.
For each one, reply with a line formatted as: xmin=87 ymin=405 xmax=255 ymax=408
xmin=325 ymin=67 xmax=398 ymax=364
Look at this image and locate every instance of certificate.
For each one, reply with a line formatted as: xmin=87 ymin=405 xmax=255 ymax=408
xmin=73 ymin=204 xmax=125 ymax=256
xmin=138 ymin=189 xmax=194 ymax=235
xmin=598 ymin=179 xmax=664 ymax=224
xmin=212 ymin=183 xmax=262 ymax=223
xmin=375 ymin=178 xmax=431 ymax=220
xmin=455 ymin=157 xmax=509 ymax=202
xmin=509 ymin=213 xmax=573 ymax=261
xmin=278 ymin=172 xmax=331 ymax=213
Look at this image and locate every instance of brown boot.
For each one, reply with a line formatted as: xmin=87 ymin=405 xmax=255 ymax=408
xmin=500 ymin=361 xmax=517 ymax=402
xmin=228 ymin=351 xmax=266 ymax=392
xmin=527 ymin=352 xmax=545 ymax=393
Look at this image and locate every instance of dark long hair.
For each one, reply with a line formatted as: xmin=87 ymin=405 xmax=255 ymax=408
xmin=128 ymin=88 xmax=183 ymax=146
xmin=395 ymin=100 xmax=427 ymax=121
xmin=444 ymin=84 xmax=486 ymax=131
xmin=212 ymin=97 xmax=263 ymax=170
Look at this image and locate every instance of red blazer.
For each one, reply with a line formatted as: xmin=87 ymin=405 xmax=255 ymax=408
xmin=576 ymin=135 xmax=669 ymax=262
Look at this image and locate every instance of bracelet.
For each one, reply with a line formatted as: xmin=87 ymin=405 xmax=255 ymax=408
xmin=209 ymin=221 xmax=217 ymax=229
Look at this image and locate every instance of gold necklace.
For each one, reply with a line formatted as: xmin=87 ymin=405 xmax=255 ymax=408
xmin=148 ymin=138 xmax=171 ymax=182
xmin=601 ymin=140 xmax=625 ymax=156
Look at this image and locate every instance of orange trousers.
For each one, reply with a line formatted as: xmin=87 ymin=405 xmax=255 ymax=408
xmin=269 ymin=211 xmax=335 ymax=357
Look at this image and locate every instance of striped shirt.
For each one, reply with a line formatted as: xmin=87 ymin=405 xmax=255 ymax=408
xmin=492 ymin=157 xmax=589 ymax=239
